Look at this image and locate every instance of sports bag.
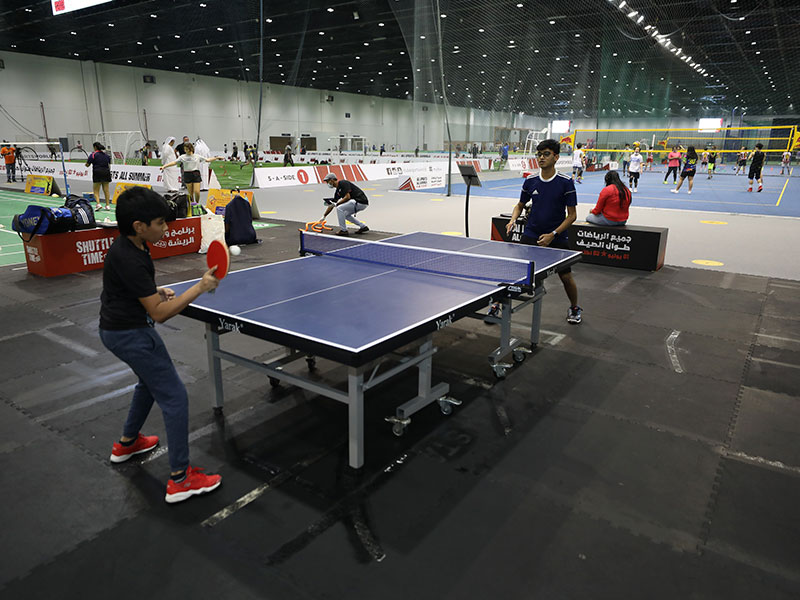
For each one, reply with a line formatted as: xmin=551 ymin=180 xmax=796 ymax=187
xmin=164 ymin=192 xmax=190 ymax=221
xmin=63 ymin=194 xmax=96 ymax=229
xmin=12 ymin=206 xmax=76 ymax=242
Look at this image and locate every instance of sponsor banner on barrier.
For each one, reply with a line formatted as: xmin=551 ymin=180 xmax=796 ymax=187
xmin=111 ymin=182 xmax=152 ymax=204
xmin=396 ymin=164 xmax=448 ymax=190
xmin=507 ymin=158 xmax=539 ymax=171
xmin=205 ymin=188 xmax=255 ymax=215
xmin=23 ymin=217 xmax=200 ymax=277
xmin=24 ymin=160 xmax=167 ymax=186
xmin=253 ymin=166 xmax=320 ymax=188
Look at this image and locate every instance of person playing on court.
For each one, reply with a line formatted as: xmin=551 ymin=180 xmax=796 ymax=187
xmin=701 ymin=150 xmax=709 ymax=173
xmin=160 ymin=142 xmax=222 ymax=205
xmin=504 ymin=139 xmax=581 ymax=324
xmin=283 ymin=144 xmax=294 ymax=167
xmin=100 ymin=187 xmax=222 ymax=503
xmin=735 ymin=146 xmax=748 ymax=175
xmin=663 ymin=146 xmax=682 ymax=185
xmin=780 ymin=150 xmax=792 ymax=175
xmin=322 ymin=173 xmax=369 ymax=236
xmin=747 ymin=143 xmax=765 ymax=192
xmin=86 ymin=142 xmax=112 ymax=211
xmin=230 ymin=142 xmax=239 ymax=161
xmin=628 ymin=146 xmax=643 ymax=193
xmin=621 ymin=143 xmax=632 ymax=176
xmin=139 ymin=143 xmax=151 ymax=166
xmin=646 ymin=149 xmax=654 ymax=171
xmin=587 ymin=170 xmax=630 ymax=226
xmin=707 ymin=146 xmax=718 ymax=179
xmin=572 ymin=143 xmax=585 ymax=184
xmin=672 ymin=145 xmax=698 ymax=195
xmin=1 ymin=140 xmax=17 ymax=183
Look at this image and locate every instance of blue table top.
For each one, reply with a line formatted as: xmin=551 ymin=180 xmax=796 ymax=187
xmin=169 ymin=232 xmax=579 ymax=361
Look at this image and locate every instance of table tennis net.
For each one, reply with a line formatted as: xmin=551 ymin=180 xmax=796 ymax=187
xmin=300 ymin=232 xmax=533 ymax=286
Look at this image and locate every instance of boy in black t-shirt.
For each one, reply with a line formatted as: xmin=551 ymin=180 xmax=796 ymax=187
xmin=100 ymin=187 xmax=222 ymax=504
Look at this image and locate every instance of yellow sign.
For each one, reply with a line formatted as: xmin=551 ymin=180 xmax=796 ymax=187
xmin=112 ymin=182 xmax=152 ymax=204
xmin=692 ymin=259 xmax=724 ymax=266
xmin=205 ymin=188 xmax=254 ymax=215
xmin=25 ymin=174 xmax=56 ymax=196
xmin=699 ymin=220 xmax=728 ymax=225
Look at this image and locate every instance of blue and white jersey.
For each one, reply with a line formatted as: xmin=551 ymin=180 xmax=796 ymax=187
xmin=519 ymin=171 xmax=577 ymax=242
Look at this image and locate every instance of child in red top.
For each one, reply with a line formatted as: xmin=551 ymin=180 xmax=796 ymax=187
xmin=587 ymin=171 xmax=631 ymax=226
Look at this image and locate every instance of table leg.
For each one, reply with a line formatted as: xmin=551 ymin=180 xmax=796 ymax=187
xmin=530 ymin=282 xmax=546 ymax=348
xmin=205 ymin=323 xmax=225 ymax=411
xmin=347 ymin=367 xmax=365 ymax=469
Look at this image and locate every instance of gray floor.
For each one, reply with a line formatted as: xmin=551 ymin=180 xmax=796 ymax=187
xmin=1 ymin=180 xmax=799 ymax=598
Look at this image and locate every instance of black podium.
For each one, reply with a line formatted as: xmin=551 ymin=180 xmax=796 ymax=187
xmin=457 ymin=163 xmax=481 ymax=237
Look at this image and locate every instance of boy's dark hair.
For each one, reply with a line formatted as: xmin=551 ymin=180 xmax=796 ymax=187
xmin=116 ymin=187 xmax=169 ymax=236
xmin=755 ymin=143 xmax=763 ymax=150
xmin=536 ymin=139 xmax=560 ymax=155
xmin=576 ymin=143 xmax=583 ymax=149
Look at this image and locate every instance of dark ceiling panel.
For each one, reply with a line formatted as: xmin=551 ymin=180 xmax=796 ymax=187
xmin=1 ymin=0 xmax=797 ymax=116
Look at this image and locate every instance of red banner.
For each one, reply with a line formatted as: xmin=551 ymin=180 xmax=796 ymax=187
xmin=23 ymin=217 xmax=201 ymax=277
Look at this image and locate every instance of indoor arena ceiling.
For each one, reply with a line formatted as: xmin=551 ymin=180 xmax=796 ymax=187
xmin=2 ymin=0 xmax=798 ymax=118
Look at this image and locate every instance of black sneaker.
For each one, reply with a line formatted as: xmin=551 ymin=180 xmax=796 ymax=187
xmin=483 ymin=302 xmax=500 ymax=324
xmin=356 ymin=226 xmax=369 ymax=234
xmin=567 ymin=306 xmax=582 ymax=324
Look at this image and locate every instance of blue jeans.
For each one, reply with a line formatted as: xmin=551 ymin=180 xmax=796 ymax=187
xmin=586 ymin=212 xmax=626 ymax=226
xmin=99 ymin=327 xmax=189 ymax=472
xmin=6 ymin=163 xmax=15 ymax=181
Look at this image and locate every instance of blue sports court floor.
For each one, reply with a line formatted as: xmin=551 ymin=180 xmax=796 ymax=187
xmin=421 ymin=165 xmax=799 ymax=217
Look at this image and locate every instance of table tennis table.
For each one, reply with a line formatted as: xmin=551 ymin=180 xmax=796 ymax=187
xmin=170 ymin=231 xmax=580 ymax=468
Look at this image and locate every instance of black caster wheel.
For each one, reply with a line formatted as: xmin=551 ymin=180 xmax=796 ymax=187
xmin=269 ymin=376 xmax=280 ymax=388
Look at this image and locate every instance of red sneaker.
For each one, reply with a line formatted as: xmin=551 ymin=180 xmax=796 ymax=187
xmin=110 ymin=433 xmax=159 ymax=463
xmin=165 ymin=466 xmax=222 ymax=504
xmin=757 ymin=186 xmax=763 ymax=192
xmin=747 ymin=187 xmax=752 ymax=192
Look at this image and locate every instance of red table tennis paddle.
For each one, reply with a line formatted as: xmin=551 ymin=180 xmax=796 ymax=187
xmin=206 ymin=239 xmax=230 ymax=293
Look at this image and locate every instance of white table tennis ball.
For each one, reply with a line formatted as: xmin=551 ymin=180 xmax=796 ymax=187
xmin=229 ymin=245 xmax=241 ymax=256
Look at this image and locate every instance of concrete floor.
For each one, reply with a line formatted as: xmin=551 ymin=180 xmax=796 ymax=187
xmin=1 ymin=174 xmax=799 ymax=598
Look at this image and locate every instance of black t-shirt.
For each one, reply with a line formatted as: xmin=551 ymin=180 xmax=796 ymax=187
xmin=751 ymin=151 xmax=765 ymax=168
xmin=175 ymin=143 xmax=188 ymax=156
xmin=335 ymin=180 xmax=369 ymax=205
xmin=99 ymin=236 xmax=157 ymax=330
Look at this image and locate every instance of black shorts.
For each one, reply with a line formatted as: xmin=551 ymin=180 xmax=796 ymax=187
xmin=92 ymin=168 xmax=111 ymax=183
xmin=680 ymin=169 xmax=695 ymax=179
xmin=183 ymin=170 xmax=202 ymax=184
xmin=748 ymin=166 xmax=762 ymax=180
xmin=738 ymin=159 xmax=747 ymax=167
xmin=521 ymin=234 xmax=571 ymax=273
xmin=629 ymin=171 xmax=640 ymax=182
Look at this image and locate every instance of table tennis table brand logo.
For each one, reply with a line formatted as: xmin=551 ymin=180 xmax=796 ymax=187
xmin=436 ymin=313 xmax=455 ymax=330
xmin=217 ymin=318 xmax=242 ymax=333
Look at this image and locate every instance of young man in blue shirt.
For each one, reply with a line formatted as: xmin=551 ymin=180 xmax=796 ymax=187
xmin=504 ymin=139 xmax=581 ymax=323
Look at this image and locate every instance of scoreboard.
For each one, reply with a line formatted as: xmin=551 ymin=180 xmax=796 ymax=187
xmin=51 ymin=0 xmax=113 ymax=15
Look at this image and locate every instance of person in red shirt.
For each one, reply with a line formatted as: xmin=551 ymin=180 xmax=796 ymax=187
xmin=663 ymin=146 xmax=682 ymax=185
xmin=587 ymin=170 xmax=631 ymax=226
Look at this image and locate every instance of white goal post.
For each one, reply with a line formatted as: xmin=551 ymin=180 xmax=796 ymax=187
xmin=95 ymin=130 xmax=148 ymax=164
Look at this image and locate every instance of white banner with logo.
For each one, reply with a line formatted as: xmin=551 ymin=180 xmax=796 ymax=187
xmin=25 ymin=160 xmax=165 ymax=186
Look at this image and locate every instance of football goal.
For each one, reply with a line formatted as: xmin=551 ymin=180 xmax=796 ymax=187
xmin=95 ymin=130 xmax=148 ymax=165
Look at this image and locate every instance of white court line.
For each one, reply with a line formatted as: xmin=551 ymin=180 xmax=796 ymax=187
xmin=38 ymin=328 xmax=99 ymax=357
xmin=34 ymin=384 xmax=137 ymax=423
xmin=756 ymin=333 xmax=800 ymax=344
xmin=751 ymin=357 xmax=800 ymax=370
xmin=665 ymin=330 xmax=684 ymax=373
